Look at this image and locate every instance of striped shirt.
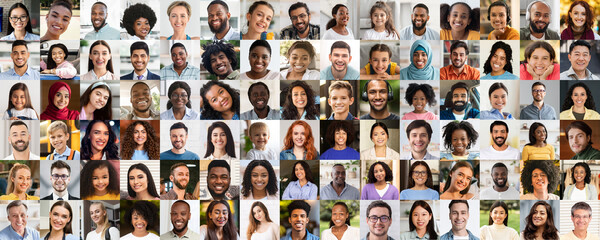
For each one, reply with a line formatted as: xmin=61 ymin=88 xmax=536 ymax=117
xmin=160 ymin=63 xmax=201 ymax=80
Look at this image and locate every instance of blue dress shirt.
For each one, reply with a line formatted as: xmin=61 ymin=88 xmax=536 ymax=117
xmin=0 ymin=65 xmax=40 ymax=80
xmin=282 ymin=180 xmax=318 ymax=200
xmin=480 ymin=108 xmax=514 ymax=120
xmin=0 ymin=225 xmax=40 ymax=240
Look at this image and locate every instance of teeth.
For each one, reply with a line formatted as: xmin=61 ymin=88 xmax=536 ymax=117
xmin=294 ymin=65 xmax=304 ymax=69
xmin=217 ymin=66 xmax=226 ymax=71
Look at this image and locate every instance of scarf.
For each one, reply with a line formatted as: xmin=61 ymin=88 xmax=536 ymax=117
xmin=561 ymin=26 xmax=595 ymax=40
xmin=404 ymin=40 xmax=436 ymax=80
xmin=40 ymin=81 xmax=80 ymax=120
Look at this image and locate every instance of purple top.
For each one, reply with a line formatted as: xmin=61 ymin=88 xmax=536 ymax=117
xmin=360 ymin=183 xmax=399 ymax=200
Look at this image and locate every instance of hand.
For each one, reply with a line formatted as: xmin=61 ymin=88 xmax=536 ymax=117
xmin=526 ymin=63 xmax=540 ymax=80
xmin=489 ymin=28 xmax=505 ymax=40
xmin=9 ymin=117 xmax=19 ymax=120
xmin=376 ymin=72 xmax=391 ymax=80
xmin=541 ymin=64 xmax=554 ymax=80
xmin=41 ymin=69 xmax=51 ymax=74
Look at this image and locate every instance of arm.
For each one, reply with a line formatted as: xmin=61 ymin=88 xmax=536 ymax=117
xmin=309 ymin=183 xmax=318 ymax=200
xmin=282 ymin=182 xmax=292 ymax=200
xmin=55 ymin=63 xmax=77 ymax=79
xmin=521 ymin=146 xmax=529 ymax=160
xmin=361 ymin=184 xmax=369 ymax=200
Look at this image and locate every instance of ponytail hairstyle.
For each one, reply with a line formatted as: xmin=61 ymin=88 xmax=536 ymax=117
xmin=369 ymin=1 xmax=400 ymax=39
xmin=326 ymin=4 xmax=348 ymax=30
xmin=440 ymin=2 xmax=480 ymax=31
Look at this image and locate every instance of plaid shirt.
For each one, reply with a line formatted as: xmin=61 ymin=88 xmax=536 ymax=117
xmin=280 ymin=23 xmax=320 ymax=39
xmin=160 ymin=63 xmax=201 ymax=80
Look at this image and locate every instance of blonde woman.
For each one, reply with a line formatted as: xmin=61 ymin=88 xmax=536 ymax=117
xmin=0 ymin=163 xmax=38 ymax=200
xmin=86 ymin=202 xmax=119 ymax=240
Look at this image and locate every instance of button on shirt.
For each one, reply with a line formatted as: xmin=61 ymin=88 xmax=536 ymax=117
xmin=282 ymin=180 xmax=318 ymax=200
xmin=160 ymin=229 xmax=201 ymax=240
xmin=560 ymin=66 xmax=600 ymax=80
xmin=519 ymin=103 xmax=557 ymax=120
xmin=160 ymin=107 xmax=200 ymax=120
xmin=160 ymin=63 xmax=201 ymax=80
xmin=320 ymin=182 xmax=360 ymax=200
xmin=0 ymin=32 xmax=40 ymax=41
xmin=83 ymin=23 xmax=121 ymax=40
xmin=0 ymin=65 xmax=40 ymax=80
xmin=0 ymin=225 xmax=40 ymax=240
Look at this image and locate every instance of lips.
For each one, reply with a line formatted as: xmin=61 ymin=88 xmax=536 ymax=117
xmin=256 ymin=22 xmax=266 ymax=31
xmin=216 ymin=65 xmax=226 ymax=72
xmin=493 ymin=64 xmax=500 ymax=69
xmin=94 ymin=20 xmax=102 ymax=26
xmin=216 ymin=218 xmax=226 ymax=225
xmin=95 ymin=60 xmax=105 ymax=66
xmin=51 ymin=24 xmax=63 ymax=31
xmin=135 ymin=223 xmax=146 ymax=229
xmin=176 ymin=59 xmax=184 ymax=65
xmin=453 ymin=22 xmax=463 ymax=28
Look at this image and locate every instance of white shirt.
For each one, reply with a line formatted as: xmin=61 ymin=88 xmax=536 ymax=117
xmin=530 ymin=33 xmax=545 ymax=40
xmin=480 ymin=186 xmax=520 ymax=200
xmin=321 ymin=225 xmax=361 ymax=240
xmin=571 ymin=186 xmax=587 ymax=200
xmin=376 ymin=184 xmax=390 ymax=198
xmin=4 ymin=152 xmax=40 ymax=160
xmin=362 ymin=29 xmax=399 ymax=40
xmin=86 ymin=227 xmax=119 ymax=240
xmin=52 ymin=190 xmax=70 ymax=200
xmin=120 ymin=232 xmax=160 ymax=240
xmin=3 ymin=108 xmax=38 ymax=120
xmin=280 ymin=68 xmax=320 ymax=80
xmin=240 ymin=70 xmax=280 ymax=80
xmin=480 ymin=145 xmax=520 ymax=160
xmin=399 ymin=25 xmax=440 ymax=40
xmin=323 ymin=27 xmax=355 ymax=40
xmin=246 ymin=148 xmax=278 ymax=160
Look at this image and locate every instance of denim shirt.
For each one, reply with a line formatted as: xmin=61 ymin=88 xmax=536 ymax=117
xmin=480 ymin=108 xmax=514 ymax=120
xmin=439 ymin=229 xmax=479 ymax=240
xmin=0 ymin=225 xmax=40 ymax=240
xmin=280 ymin=148 xmax=320 ymax=160
xmin=282 ymin=230 xmax=319 ymax=240
xmin=282 ymin=180 xmax=318 ymax=200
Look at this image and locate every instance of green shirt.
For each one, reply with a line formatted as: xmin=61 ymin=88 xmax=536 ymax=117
xmin=572 ymin=145 xmax=600 ymax=160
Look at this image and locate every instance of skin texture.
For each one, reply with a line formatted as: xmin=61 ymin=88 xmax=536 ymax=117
xmin=331 ymin=204 xmax=349 ymax=228
xmin=291 ymin=86 xmax=307 ymax=112
xmin=328 ymin=88 xmax=354 ymax=119
xmin=289 ymin=209 xmax=308 ymax=233
xmin=170 ymin=202 xmax=191 ymax=236
xmin=211 ymin=127 xmax=227 ymax=152
xmin=54 ymin=89 xmax=70 ymax=110
xmin=367 ymin=207 xmax=391 ymax=237
xmin=51 ymin=167 xmax=70 ymax=193
xmin=290 ymin=7 xmax=310 ymax=37
xmin=208 ymin=167 xmax=230 ymax=196
xmin=568 ymin=46 xmax=591 ymax=77
xmin=488 ymin=6 xmax=508 ymax=39
xmin=133 ymin=17 xmax=150 ymax=39
xmin=571 ymin=209 xmax=591 ymax=232
xmin=409 ymin=127 xmax=430 ymax=155
xmin=90 ymin=44 xmax=110 ymax=73
xmin=371 ymin=9 xmax=387 ymax=32
xmin=209 ymin=203 xmax=228 ymax=228
xmin=451 ymin=88 xmax=468 ymax=114
xmin=250 ymin=165 xmax=269 ymax=193
xmin=89 ymin=204 xmax=106 ymax=225
xmin=170 ymin=88 xmax=188 ymax=110
xmin=207 ymin=4 xmax=231 ymax=36
xmin=205 ymin=85 xmax=234 ymax=115
xmin=91 ymin=4 xmax=107 ymax=31
xmin=569 ymin=5 xmax=586 ymax=29
xmin=171 ymin=47 xmax=188 ymax=70
xmin=490 ymin=48 xmax=507 ymax=75
xmin=449 ymin=202 xmax=469 ymax=233
xmin=491 ymin=125 xmax=507 ymax=148
xmin=413 ymin=50 xmax=427 ymax=69
xmin=490 ymin=206 xmax=506 ymax=225
xmin=10 ymin=89 xmax=26 ymax=111
xmin=43 ymin=5 xmax=71 ymax=40
xmin=244 ymin=4 xmax=273 ymax=39
xmin=412 ymin=165 xmax=428 ymax=188
xmin=9 ymin=125 xmax=30 ymax=153
xmin=92 ymin=167 xmax=109 ymax=195
xmin=170 ymin=166 xmax=189 ymax=190
xmin=491 ymin=166 xmax=508 ymax=190
xmin=451 ymin=47 xmax=467 ymax=72
xmin=131 ymin=211 xmax=148 ymax=236
xmin=359 ymin=50 xmax=400 ymax=80
xmin=9 ymin=7 xmax=29 ymax=37
xmin=412 ymin=206 xmax=432 ymax=232
xmin=131 ymin=49 xmax=149 ymax=74
xmin=411 ymin=90 xmax=427 ymax=113
xmin=531 ymin=205 xmax=547 ymax=227
xmin=11 ymin=45 xmax=30 ymax=75
xmin=130 ymin=84 xmax=151 ymax=114
xmin=12 ymin=168 xmax=31 ymax=194
xmin=447 ymin=4 xmax=471 ymax=39
xmin=249 ymin=84 xmax=269 ymax=112
xmin=170 ymin=128 xmax=187 ymax=151
xmin=568 ymin=127 xmax=590 ymax=154
xmin=88 ymin=88 xmax=109 ymax=110
xmin=250 ymin=127 xmax=269 ymax=150
xmin=8 ymin=205 xmax=28 ymax=236
xmin=449 ymin=167 xmax=473 ymax=193
xmin=50 ymin=205 xmax=71 ymax=232
xmin=571 ymin=87 xmax=587 ymax=110
xmin=292 ymin=124 xmax=307 ymax=148
xmin=531 ymin=168 xmax=549 ymax=194
xmin=210 ymin=52 xmax=233 ymax=78
xmin=329 ymin=48 xmax=351 ymax=77
xmin=526 ymin=48 xmax=554 ymax=80
xmin=371 ymin=126 xmax=388 ymax=148
xmin=412 ymin=7 xmax=430 ymax=35
xmin=128 ymin=169 xmax=148 ymax=195
xmin=451 ymin=129 xmax=469 ymax=156
xmin=132 ymin=124 xmax=147 ymax=148
xmin=294 ymin=163 xmax=306 ymax=181
xmin=529 ymin=2 xmax=551 ymax=36
xmin=89 ymin=122 xmax=109 ymax=155
xmin=367 ymin=81 xmax=389 ymax=112
xmin=248 ymin=46 xmax=270 ymax=76
xmin=287 ymin=48 xmax=311 ymax=79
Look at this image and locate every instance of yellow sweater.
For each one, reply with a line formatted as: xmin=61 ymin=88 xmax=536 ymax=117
xmin=0 ymin=193 xmax=40 ymax=200
xmin=487 ymin=26 xmax=520 ymax=40
xmin=560 ymin=106 xmax=600 ymax=120
xmin=522 ymin=144 xmax=555 ymax=160
xmin=83 ymin=192 xmax=120 ymax=200
xmin=440 ymin=29 xmax=479 ymax=40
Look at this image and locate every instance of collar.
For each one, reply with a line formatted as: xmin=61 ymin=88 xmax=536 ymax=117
xmin=96 ymin=23 xmax=110 ymax=32
xmin=170 ymin=229 xmax=192 ymax=238
xmin=9 ymin=225 xmax=30 ymax=238
xmin=53 ymin=146 xmax=72 ymax=157
xmin=169 ymin=62 xmax=190 ymax=71
xmin=10 ymin=65 xmax=32 ymax=77
xmin=53 ymin=190 xmax=69 ymax=200
xmin=564 ymin=66 xmax=592 ymax=80
xmin=410 ymin=230 xmax=429 ymax=239
xmin=170 ymin=106 xmax=194 ymax=118
xmin=328 ymin=112 xmax=355 ymax=120
xmin=134 ymin=70 xmax=148 ymax=80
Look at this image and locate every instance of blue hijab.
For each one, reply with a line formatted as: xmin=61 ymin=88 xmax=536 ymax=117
xmin=400 ymin=40 xmax=439 ymax=80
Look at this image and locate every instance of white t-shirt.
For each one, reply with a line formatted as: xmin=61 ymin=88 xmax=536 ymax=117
xmin=120 ymin=232 xmax=160 ymax=240
xmin=85 ymin=227 xmax=120 ymax=240
xmin=3 ymin=108 xmax=38 ymax=120
xmin=246 ymin=148 xmax=278 ymax=160
xmin=480 ymin=186 xmax=521 ymax=200
xmin=571 ymin=186 xmax=587 ymax=200
xmin=376 ymin=184 xmax=389 ymax=198
xmin=361 ymin=29 xmax=399 ymax=40
xmin=280 ymin=68 xmax=320 ymax=80
xmin=240 ymin=71 xmax=280 ymax=80
xmin=480 ymin=145 xmax=521 ymax=160
xmin=453 ymin=113 xmax=465 ymax=120
xmin=322 ymin=27 xmax=355 ymax=40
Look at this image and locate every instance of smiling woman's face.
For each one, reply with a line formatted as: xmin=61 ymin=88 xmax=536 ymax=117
xmin=412 ymin=50 xmax=427 ymax=69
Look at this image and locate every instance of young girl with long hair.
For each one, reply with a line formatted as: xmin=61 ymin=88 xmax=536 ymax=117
xmin=126 ymin=163 xmax=160 ymax=200
xmin=86 ymin=202 xmax=119 ymax=240
xmin=242 ymin=1 xmax=275 ymax=40
xmin=203 ymin=121 xmax=237 ymax=160
xmin=3 ymin=83 xmax=39 ymax=120
xmin=41 ymin=81 xmax=80 ymax=120
xmin=200 ymin=200 xmax=240 ymax=240
xmin=359 ymin=44 xmax=400 ymax=80
xmin=81 ymin=120 xmax=119 ymax=160
xmin=121 ymin=121 xmax=160 ymax=160
xmin=45 ymin=201 xmax=78 ymax=240
xmin=41 ymin=0 xmax=73 ymax=41
xmin=80 ymin=81 xmax=112 ymax=120
xmin=241 ymin=40 xmax=279 ymax=80
xmin=280 ymin=120 xmax=319 ymax=160
xmin=246 ymin=201 xmax=278 ymax=240
xmin=41 ymin=43 xmax=77 ymax=79
xmin=281 ymin=81 xmax=319 ymax=120
xmin=241 ymin=160 xmax=279 ymax=200
xmin=440 ymin=2 xmax=480 ymax=40
xmin=80 ymin=160 xmax=120 ymax=200
xmin=440 ymin=161 xmax=475 ymax=200
xmin=82 ymin=40 xmax=116 ymax=80
xmin=362 ymin=1 xmax=399 ymax=40
xmin=200 ymin=80 xmax=240 ymax=120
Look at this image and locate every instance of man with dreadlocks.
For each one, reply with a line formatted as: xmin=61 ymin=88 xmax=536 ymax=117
xmin=201 ymin=40 xmax=239 ymax=80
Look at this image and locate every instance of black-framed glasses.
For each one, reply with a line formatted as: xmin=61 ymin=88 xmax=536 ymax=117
xmin=10 ymin=16 xmax=28 ymax=23
xmin=368 ymin=215 xmax=390 ymax=223
xmin=412 ymin=171 xmax=427 ymax=176
xmin=52 ymin=174 xmax=69 ymax=180
xmin=291 ymin=14 xmax=308 ymax=21
xmin=532 ymin=89 xmax=545 ymax=93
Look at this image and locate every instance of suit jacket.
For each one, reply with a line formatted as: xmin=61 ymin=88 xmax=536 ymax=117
xmin=41 ymin=194 xmax=80 ymax=200
xmin=120 ymin=70 xmax=160 ymax=80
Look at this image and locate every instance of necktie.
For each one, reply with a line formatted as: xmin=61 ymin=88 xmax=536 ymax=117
xmin=137 ymin=75 xmax=143 ymax=80
xmin=57 ymin=197 xmax=63 ymax=200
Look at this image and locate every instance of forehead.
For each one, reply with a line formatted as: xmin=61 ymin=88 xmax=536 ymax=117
xmin=452 ymin=47 xmax=466 ymax=53
xmin=12 ymin=45 xmax=28 ymax=52
xmin=209 ymin=166 xmax=229 ymax=175
xmin=568 ymin=127 xmax=586 ymax=136
xmin=132 ymin=49 xmax=147 ymax=56
xmin=492 ymin=124 xmax=507 ymax=131
xmin=290 ymin=7 xmax=308 ymax=15
xmin=490 ymin=5 xmax=507 ymax=13
xmin=171 ymin=202 xmax=190 ymax=211
xmin=8 ymin=205 xmax=26 ymax=214
xmin=10 ymin=125 xmax=28 ymax=133
xmin=409 ymin=126 xmax=428 ymax=135
xmin=450 ymin=203 xmax=468 ymax=211
xmin=91 ymin=3 xmax=107 ymax=11
xmin=171 ymin=46 xmax=187 ymax=54
xmin=572 ymin=45 xmax=590 ymax=53
xmin=51 ymin=167 xmax=69 ymax=174
xmin=532 ymin=2 xmax=550 ymax=13
xmin=250 ymin=84 xmax=268 ymax=93
xmin=290 ymin=208 xmax=307 ymax=215
xmin=91 ymin=122 xmax=108 ymax=130
xmin=531 ymin=48 xmax=550 ymax=57
xmin=331 ymin=48 xmax=349 ymax=55
xmin=208 ymin=3 xmax=227 ymax=12
xmin=368 ymin=206 xmax=390 ymax=216
xmin=210 ymin=51 xmax=226 ymax=59
xmin=174 ymin=166 xmax=189 ymax=173
xmin=170 ymin=128 xmax=187 ymax=134
xmin=451 ymin=4 xmax=469 ymax=14
xmin=131 ymin=83 xmax=149 ymax=92
xmin=332 ymin=165 xmax=345 ymax=172
xmin=413 ymin=7 xmax=428 ymax=14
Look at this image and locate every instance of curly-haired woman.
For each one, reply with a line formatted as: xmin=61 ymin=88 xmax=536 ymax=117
xmin=121 ymin=121 xmax=159 ymax=160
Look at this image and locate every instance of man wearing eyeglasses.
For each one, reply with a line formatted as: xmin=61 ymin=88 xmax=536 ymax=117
xmin=42 ymin=160 xmax=79 ymax=200
xmin=480 ymin=162 xmax=519 ymax=200
xmin=363 ymin=200 xmax=394 ymax=240
xmin=440 ymin=200 xmax=479 ymax=240
xmin=519 ymin=81 xmax=557 ymax=120
xmin=280 ymin=2 xmax=320 ymax=40
xmin=561 ymin=202 xmax=599 ymax=240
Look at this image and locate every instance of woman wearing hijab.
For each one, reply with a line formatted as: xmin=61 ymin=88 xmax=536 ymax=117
xmin=400 ymin=40 xmax=439 ymax=80
xmin=41 ymin=81 xmax=80 ymax=120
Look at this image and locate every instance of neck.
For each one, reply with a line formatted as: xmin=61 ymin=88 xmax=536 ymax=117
xmin=453 ymin=65 xmax=465 ymax=75
xmin=55 ymin=146 xmax=67 ymax=155
xmin=374 ymin=25 xmax=385 ymax=32
xmin=291 ymin=229 xmax=306 ymax=240
xmin=93 ymin=67 xmax=108 ymax=78
xmin=332 ymin=182 xmax=345 ymax=190
xmin=452 ymin=108 xmax=465 ymax=115
xmin=95 ymin=23 xmax=106 ymax=32
xmin=452 ymin=228 xmax=468 ymax=237
xmin=287 ymin=69 xmax=306 ymax=79
xmin=492 ymin=144 xmax=508 ymax=151
xmin=368 ymin=232 xmax=388 ymax=240
xmin=375 ymin=181 xmax=386 ymax=187
xmin=41 ymin=32 xmax=59 ymax=40
xmin=333 ymin=24 xmax=347 ymax=33
xmin=331 ymin=67 xmax=348 ymax=80
xmin=412 ymin=183 xmax=427 ymax=190
xmin=12 ymin=150 xmax=30 ymax=161
xmin=135 ymin=144 xmax=145 ymax=151
xmin=14 ymin=29 xmax=26 ymax=39
xmin=252 ymin=188 xmax=267 ymax=199
xmin=94 ymin=188 xmax=108 ymax=196
xmin=173 ymin=187 xmax=186 ymax=199
xmin=171 ymin=31 xmax=187 ymax=40
xmin=54 ymin=190 xmax=67 ymax=198
xmin=575 ymin=181 xmax=586 ymax=189
xmin=174 ymin=227 xmax=188 ymax=237
xmin=171 ymin=147 xmax=185 ymax=154
xmin=215 ymin=25 xmax=230 ymax=40
xmin=533 ymin=100 xmax=544 ymax=109
xmin=134 ymin=68 xmax=146 ymax=76
xmin=451 ymin=29 xmax=467 ymax=40
xmin=535 ymin=227 xmax=545 ymax=237
xmin=333 ymin=144 xmax=346 ymax=151
xmin=369 ymin=108 xmax=391 ymax=119
xmin=213 ymin=149 xmax=227 ymax=158
xmin=133 ymin=108 xmax=151 ymax=118
xmin=533 ymin=189 xmax=549 ymax=200
xmin=14 ymin=64 xmax=28 ymax=76
xmin=84 ymin=104 xmax=96 ymax=117
xmin=298 ymin=178 xmax=308 ymax=186
xmin=574 ymin=69 xmax=587 ymax=79
xmin=248 ymin=69 xmax=269 ymax=79
xmin=297 ymin=27 xmax=309 ymax=39
xmin=333 ymin=112 xmax=349 ymax=120
xmin=132 ymin=229 xmax=147 ymax=237
xmin=174 ymin=62 xmax=188 ymax=74
xmin=573 ymin=105 xmax=586 ymax=113
xmin=293 ymin=145 xmax=306 ymax=153
xmin=253 ymin=106 xmax=269 ymax=119
xmin=491 ymin=69 xmax=505 ymax=76
xmin=244 ymin=29 xmax=261 ymax=40
xmin=49 ymin=229 xmax=64 ymax=239
xmin=220 ymin=110 xmax=235 ymax=120
xmin=374 ymin=145 xmax=387 ymax=156
xmin=452 ymin=150 xmax=467 ymax=156
xmin=572 ymin=25 xmax=585 ymax=33
xmin=413 ymin=26 xmax=426 ymax=36
xmin=416 ymin=228 xmax=427 ymax=238
xmin=13 ymin=191 xmax=26 ymax=200
xmin=573 ymin=229 xmax=587 ymax=239
xmin=135 ymin=191 xmax=154 ymax=200
xmin=493 ymin=184 xmax=509 ymax=192
xmin=411 ymin=150 xmax=426 ymax=160
xmin=296 ymin=108 xmax=305 ymax=118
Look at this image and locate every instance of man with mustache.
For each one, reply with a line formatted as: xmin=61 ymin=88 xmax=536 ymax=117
xmin=440 ymin=41 xmax=480 ymax=80
xmin=519 ymin=82 xmax=557 ymax=120
xmin=121 ymin=41 xmax=161 ymax=80
xmin=0 ymin=201 xmax=39 ymax=240
xmin=283 ymin=200 xmax=318 ymax=240
xmin=481 ymin=121 xmax=520 ymax=160
xmin=360 ymin=80 xmax=400 ymax=120
xmin=321 ymin=41 xmax=360 ymax=80
xmin=207 ymin=0 xmax=240 ymax=41
xmin=399 ymin=4 xmax=440 ymax=40
xmin=4 ymin=121 xmax=39 ymax=160
xmin=161 ymin=200 xmax=200 ymax=240
xmin=206 ymin=160 xmax=239 ymax=200
xmin=280 ymin=2 xmax=320 ymax=40
xmin=480 ymin=162 xmax=520 ymax=199
xmin=520 ymin=0 xmax=559 ymax=40
xmin=122 ymin=81 xmax=160 ymax=120
xmin=560 ymin=40 xmax=600 ymax=80
xmin=440 ymin=82 xmax=480 ymax=120
xmin=362 ymin=200 xmax=394 ymax=240
xmin=42 ymin=160 xmax=80 ymax=200
xmin=201 ymin=40 xmax=239 ymax=80
xmin=567 ymin=121 xmax=600 ymax=160
xmin=161 ymin=162 xmax=196 ymax=200
xmin=83 ymin=2 xmax=120 ymax=40
xmin=320 ymin=164 xmax=360 ymax=200
xmin=241 ymin=82 xmax=280 ymax=119
xmin=0 ymin=40 xmax=39 ymax=80
xmin=561 ymin=202 xmax=600 ymax=240
xmin=440 ymin=200 xmax=479 ymax=240
xmin=160 ymin=122 xmax=200 ymax=160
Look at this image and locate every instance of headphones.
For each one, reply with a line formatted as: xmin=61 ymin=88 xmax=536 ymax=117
xmin=361 ymin=80 xmax=394 ymax=102
xmin=525 ymin=0 xmax=552 ymax=24
xmin=487 ymin=1 xmax=511 ymax=23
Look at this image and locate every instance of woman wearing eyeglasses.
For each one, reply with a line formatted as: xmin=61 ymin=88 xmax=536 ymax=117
xmin=1 ymin=3 xmax=40 ymax=40
xmin=160 ymin=81 xmax=200 ymax=120
xmin=400 ymin=161 xmax=439 ymax=200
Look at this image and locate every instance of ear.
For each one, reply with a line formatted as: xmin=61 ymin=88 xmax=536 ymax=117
xmin=246 ymin=12 xmax=251 ymax=22
xmin=349 ymin=97 xmax=355 ymax=105
xmin=170 ymin=175 xmax=174 ymax=182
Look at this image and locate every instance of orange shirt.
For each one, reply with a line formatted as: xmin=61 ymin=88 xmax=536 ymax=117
xmin=440 ymin=64 xmax=480 ymax=80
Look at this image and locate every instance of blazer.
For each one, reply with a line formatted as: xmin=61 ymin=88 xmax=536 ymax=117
xmin=120 ymin=70 xmax=160 ymax=80
xmin=41 ymin=194 xmax=80 ymax=200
